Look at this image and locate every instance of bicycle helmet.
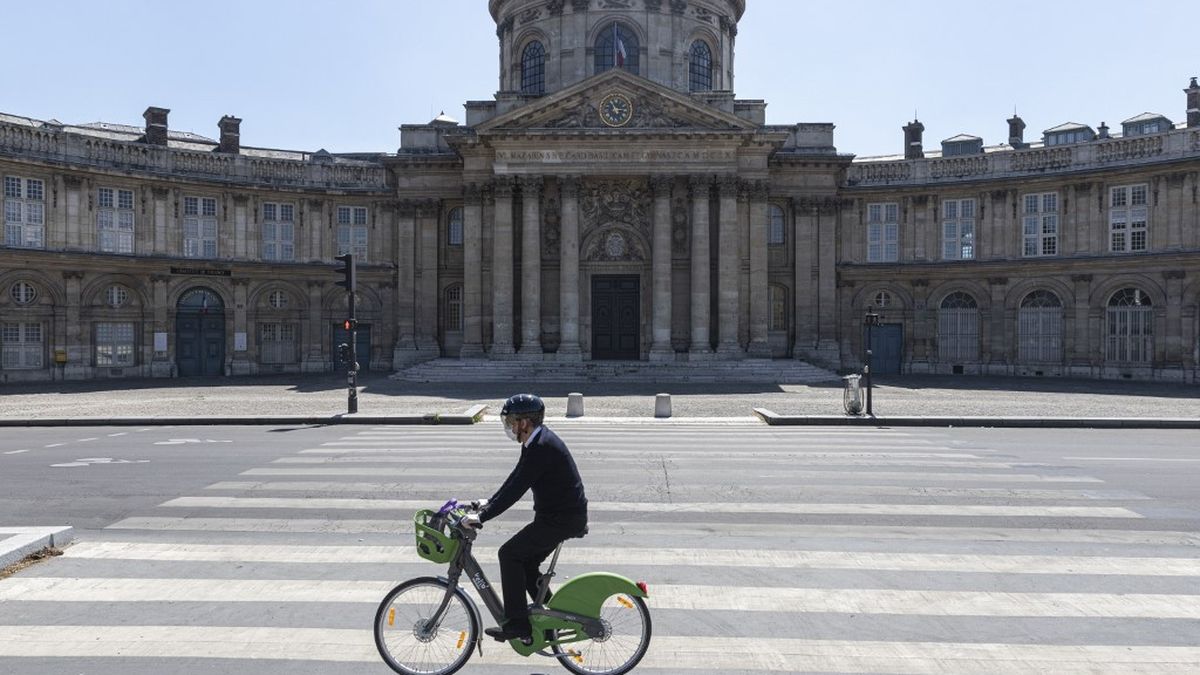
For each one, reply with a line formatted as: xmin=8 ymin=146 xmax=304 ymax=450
xmin=500 ymin=393 xmax=545 ymax=432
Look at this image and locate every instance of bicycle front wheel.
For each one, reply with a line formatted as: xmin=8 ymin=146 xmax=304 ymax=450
xmin=552 ymin=593 xmax=652 ymax=675
xmin=374 ymin=576 xmax=478 ymax=675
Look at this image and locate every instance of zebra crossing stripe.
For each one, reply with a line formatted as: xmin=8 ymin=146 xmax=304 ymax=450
xmin=301 ymin=447 xmax=979 ymax=457
xmin=61 ymin=541 xmax=1200 ymax=576
xmin=102 ymin=517 xmax=1200 ymax=545
xmin=157 ymin=495 xmax=1142 ymax=518
xmin=240 ymin=467 xmax=1103 ymax=483
xmin=204 ymin=480 xmax=1144 ymax=501
xmin=0 ymin=626 xmax=1196 ymax=671
xmin=1 ymin=579 xmax=1197 ymax=618
xmin=272 ymin=455 xmax=1029 ymax=468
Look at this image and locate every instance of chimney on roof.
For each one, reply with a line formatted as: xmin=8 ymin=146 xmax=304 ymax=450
xmin=218 ymin=115 xmax=242 ymax=154
xmin=1186 ymin=76 xmax=1200 ymax=128
xmin=1097 ymin=121 xmax=1110 ymax=139
xmin=143 ymin=106 xmax=170 ymax=146
xmin=1007 ymin=114 xmax=1026 ymax=149
xmin=903 ymin=119 xmax=925 ymax=160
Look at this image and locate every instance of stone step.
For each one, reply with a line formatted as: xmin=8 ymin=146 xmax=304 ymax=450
xmin=391 ymin=358 xmax=839 ymax=384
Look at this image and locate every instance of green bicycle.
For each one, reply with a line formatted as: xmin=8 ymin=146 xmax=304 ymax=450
xmin=374 ymin=499 xmax=652 ymax=675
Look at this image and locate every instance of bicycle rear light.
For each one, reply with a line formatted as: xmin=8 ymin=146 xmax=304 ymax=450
xmin=636 ymin=581 xmax=649 ymax=596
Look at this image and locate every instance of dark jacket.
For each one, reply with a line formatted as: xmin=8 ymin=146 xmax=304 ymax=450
xmin=479 ymin=427 xmax=588 ymax=523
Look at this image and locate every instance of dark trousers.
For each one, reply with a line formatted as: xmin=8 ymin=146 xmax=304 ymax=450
xmin=497 ymin=511 xmax=587 ymax=630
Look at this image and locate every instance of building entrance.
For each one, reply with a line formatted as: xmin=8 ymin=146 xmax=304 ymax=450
xmin=175 ymin=288 xmax=226 ymax=377
xmin=591 ymin=275 xmax=640 ymax=360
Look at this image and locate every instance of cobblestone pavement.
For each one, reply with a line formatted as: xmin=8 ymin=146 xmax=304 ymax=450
xmin=0 ymin=372 xmax=1196 ymax=420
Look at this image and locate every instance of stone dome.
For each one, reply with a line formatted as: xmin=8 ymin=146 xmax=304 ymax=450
xmin=489 ymin=0 xmax=744 ymax=97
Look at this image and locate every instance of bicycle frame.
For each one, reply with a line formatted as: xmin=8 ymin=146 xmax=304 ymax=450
xmin=422 ymin=514 xmax=645 ymax=659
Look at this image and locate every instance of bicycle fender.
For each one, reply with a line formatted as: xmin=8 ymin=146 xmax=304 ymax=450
xmin=545 ymin=572 xmax=646 ymax=618
xmin=438 ymin=575 xmax=485 ymax=657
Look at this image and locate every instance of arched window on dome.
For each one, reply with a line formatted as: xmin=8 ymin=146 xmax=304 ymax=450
xmin=594 ymin=22 xmax=639 ymax=75
xmin=520 ymin=41 xmax=545 ymax=95
xmin=689 ymin=40 xmax=713 ymax=92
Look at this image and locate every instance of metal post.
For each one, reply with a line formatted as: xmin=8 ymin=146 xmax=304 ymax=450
xmin=864 ymin=310 xmax=880 ymax=417
xmin=347 ymin=287 xmax=358 ymax=415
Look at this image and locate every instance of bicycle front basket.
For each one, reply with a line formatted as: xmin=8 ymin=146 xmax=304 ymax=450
xmin=414 ymin=509 xmax=460 ymax=564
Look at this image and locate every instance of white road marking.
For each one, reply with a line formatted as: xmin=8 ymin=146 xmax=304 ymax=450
xmin=1065 ymin=456 xmax=1200 ymax=463
xmin=106 ymin=432 xmax=128 ymax=437
xmin=2 ymin=450 xmax=30 ymax=455
xmin=204 ymin=480 xmax=1142 ymax=501
xmin=43 ymin=443 xmax=65 ymax=448
xmin=159 ymin=495 xmax=1142 ymax=518
xmin=240 ymin=466 xmax=1103 ymax=483
xmin=273 ymin=455 xmax=1024 ymax=469
xmin=0 ymin=626 xmax=1195 ymax=671
xmin=303 ymin=446 xmax=976 ymax=457
xmin=76 ymin=437 xmax=98 ymax=442
xmin=103 ymin=517 xmax=1200 ymax=545
xmin=1 ymin=579 xmax=1195 ymax=619
xmin=62 ymin=541 xmax=1200 ymax=576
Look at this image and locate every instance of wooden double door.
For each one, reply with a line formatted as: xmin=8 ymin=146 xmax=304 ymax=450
xmin=591 ymin=275 xmax=640 ymax=360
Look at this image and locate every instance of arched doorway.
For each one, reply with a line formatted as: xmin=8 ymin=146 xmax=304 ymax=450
xmin=176 ymin=287 xmax=225 ymax=377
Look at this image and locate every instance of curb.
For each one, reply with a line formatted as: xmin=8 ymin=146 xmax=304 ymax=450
xmin=0 ymin=526 xmax=74 ymax=569
xmin=0 ymin=405 xmax=490 ymax=428
xmin=753 ymin=408 xmax=1200 ymax=429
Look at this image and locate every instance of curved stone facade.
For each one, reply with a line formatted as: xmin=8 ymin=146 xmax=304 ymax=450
xmin=1 ymin=3 xmax=1198 ymax=384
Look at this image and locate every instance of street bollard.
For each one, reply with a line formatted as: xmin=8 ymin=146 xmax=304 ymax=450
xmin=566 ymin=392 xmax=585 ymax=418
xmin=654 ymin=393 xmax=672 ymax=418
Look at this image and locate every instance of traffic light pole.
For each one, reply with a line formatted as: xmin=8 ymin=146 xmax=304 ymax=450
xmin=335 ymin=253 xmax=358 ymax=415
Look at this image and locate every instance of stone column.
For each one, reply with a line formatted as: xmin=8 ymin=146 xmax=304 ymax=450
xmin=747 ymin=181 xmax=770 ymax=357
xmin=688 ymin=175 xmax=713 ymax=358
xmin=152 ymin=187 xmax=170 ymax=255
xmin=233 ymin=195 xmax=249 ymax=259
xmin=491 ymin=177 xmax=516 ymax=357
xmin=986 ymin=277 xmax=1008 ymax=374
xmin=518 ymin=176 xmax=543 ymax=358
xmin=716 ymin=176 xmax=742 ymax=357
xmin=63 ymin=271 xmax=88 ymax=380
xmin=150 ymin=274 xmax=173 ymax=377
xmin=231 ymin=278 xmax=251 ymax=375
xmin=1164 ymin=270 xmax=1186 ymax=371
xmin=392 ymin=200 xmax=419 ymax=366
xmin=307 ymin=199 xmax=325 ymax=262
xmin=792 ymin=198 xmax=816 ymax=358
xmin=415 ymin=201 xmax=439 ymax=355
xmin=814 ymin=199 xmax=841 ymax=362
xmin=1069 ymin=274 xmax=1092 ymax=376
xmin=649 ymin=175 xmax=674 ymax=360
xmin=460 ymin=184 xmax=485 ymax=358
xmin=558 ymin=176 xmax=582 ymax=360
xmin=301 ymin=280 xmax=326 ymax=373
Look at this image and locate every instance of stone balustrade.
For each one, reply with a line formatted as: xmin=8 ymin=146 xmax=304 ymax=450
xmin=0 ymin=120 xmax=388 ymax=191
xmin=847 ymin=125 xmax=1198 ymax=188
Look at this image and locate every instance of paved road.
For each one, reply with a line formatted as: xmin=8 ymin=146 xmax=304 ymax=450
xmin=1 ymin=424 xmax=1199 ymax=673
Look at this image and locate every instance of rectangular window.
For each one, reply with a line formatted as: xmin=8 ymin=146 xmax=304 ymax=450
xmin=1 ymin=322 xmax=43 ymax=369
xmin=97 ymin=187 xmax=136 ymax=254
xmin=183 ymin=196 xmax=219 ymax=258
xmin=1110 ymin=184 xmax=1148 ymax=253
xmin=941 ymin=198 xmax=976 ymax=260
xmin=336 ymin=205 xmax=369 ymax=260
xmin=259 ymin=322 xmax=297 ymax=364
xmin=767 ymin=206 xmax=785 ymax=246
xmin=866 ymin=202 xmax=899 ymax=263
xmin=261 ymin=202 xmax=295 ymax=262
xmin=1022 ymin=192 xmax=1058 ymax=257
xmin=768 ymin=285 xmax=786 ymax=331
xmin=95 ymin=322 xmax=136 ymax=367
xmin=4 ymin=176 xmax=46 ymax=249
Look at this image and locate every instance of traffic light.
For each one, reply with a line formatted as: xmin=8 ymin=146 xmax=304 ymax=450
xmin=334 ymin=253 xmax=356 ymax=292
xmin=337 ymin=343 xmax=351 ymax=363
xmin=342 ymin=318 xmax=358 ymax=331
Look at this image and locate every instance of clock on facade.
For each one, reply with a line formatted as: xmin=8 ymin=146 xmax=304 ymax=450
xmin=599 ymin=93 xmax=634 ymax=127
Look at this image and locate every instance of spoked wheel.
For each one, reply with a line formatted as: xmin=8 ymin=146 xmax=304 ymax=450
xmin=552 ymin=593 xmax=652 ymax=675
xmin=374 ymin=577 xmax=479 ymax=675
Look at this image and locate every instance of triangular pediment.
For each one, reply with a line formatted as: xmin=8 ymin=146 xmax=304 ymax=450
xmin=474 ymin=70 xmax=759 ymax=134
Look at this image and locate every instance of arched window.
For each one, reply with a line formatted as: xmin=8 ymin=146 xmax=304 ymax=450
xmin=937 ymin=291 xmax=979 ymax=362
xmin=594 ymin=22 xmax=639 ymax=75
xmin=689 ymin=40 xmax=713 ymax=91
xmin=1018 ymin=290 xmax=1063 ymax=363
xmin=447 ymin=208 xmax=463 ymax=247
xmin=1106 ymin=288 xmax=1153 ymax=363
xmin=445 ymin=285 xmax=464 ymax=333
xmin=768 ymin=284 xmax=787 ymax=331
xmin=767 ymin=204 xmax=785 ymax=245
xmin=520 ymin=41 xmax=545 ymax=95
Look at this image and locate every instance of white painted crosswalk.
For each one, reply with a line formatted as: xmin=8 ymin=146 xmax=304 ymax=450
xmin=3 ymin=423 xmax=1199 ymax=673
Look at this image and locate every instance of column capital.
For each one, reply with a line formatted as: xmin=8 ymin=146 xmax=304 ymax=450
xmin=650 ymin=175 xmax=674 ymax=197
xmin=61 ymin=270 xmax=85 ymax=281
xmin=688 ymin=174 xmax=713 ymax=195
xmin=415 ymin=198 xmax=438 ymax=218
xmin=149 ymin=274 xmax=171 ymax=284
xmin=396 ymin=199 xmax=419 ymax=217
xmin=1070 ymin=273 xmax=1093 ymax=283
xmin=520 ymin=175 xmax=544 ymax=197
xmin=493 ymin=175 xmax=516 ymax=198
xmin=559 ymin=175 xmax=580 ymax=198
xmin=717 ymin=175 xmax=739 ymax=197
xmin=751 ymin=180 xmax=770 ymax=200
xmin=463 ymin=183 xmax=483 ymax=203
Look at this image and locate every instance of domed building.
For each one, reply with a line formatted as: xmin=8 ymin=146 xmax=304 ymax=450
xmin=1 ymin=0 xmax=1199 ymax=383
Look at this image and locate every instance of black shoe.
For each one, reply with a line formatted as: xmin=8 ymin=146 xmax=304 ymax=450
xmin=484 ymin=625 xmax=532 ymax=643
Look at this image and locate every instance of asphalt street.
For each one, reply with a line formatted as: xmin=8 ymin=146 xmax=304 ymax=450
xmin=1 ymin=423 xmax=1199 ymax=673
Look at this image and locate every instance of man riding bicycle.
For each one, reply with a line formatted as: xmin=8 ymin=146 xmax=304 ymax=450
xmin=462 ymin=393 xmax=589 ymax=643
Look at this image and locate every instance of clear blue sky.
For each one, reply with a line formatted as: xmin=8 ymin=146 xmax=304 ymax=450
xmin=5 ymin=0 xmax=1197 ymax=157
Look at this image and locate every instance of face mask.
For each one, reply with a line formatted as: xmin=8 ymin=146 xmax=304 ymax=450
xmin=503 ymin=420 xmax=519 ymax=442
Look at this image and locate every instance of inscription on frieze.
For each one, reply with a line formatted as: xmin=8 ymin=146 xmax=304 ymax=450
xmin=495 ymin=149 xmax=736 ymax=163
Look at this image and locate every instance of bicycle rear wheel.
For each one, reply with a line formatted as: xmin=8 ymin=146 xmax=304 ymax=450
xmin=552 ymin=593 xmax=651 ymax=675
xmin=374 ymin=577 xmax=478 ymax=675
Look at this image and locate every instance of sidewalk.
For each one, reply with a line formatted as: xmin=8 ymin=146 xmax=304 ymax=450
xmin=0 ymin=372 xmax=1196 ymax=424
